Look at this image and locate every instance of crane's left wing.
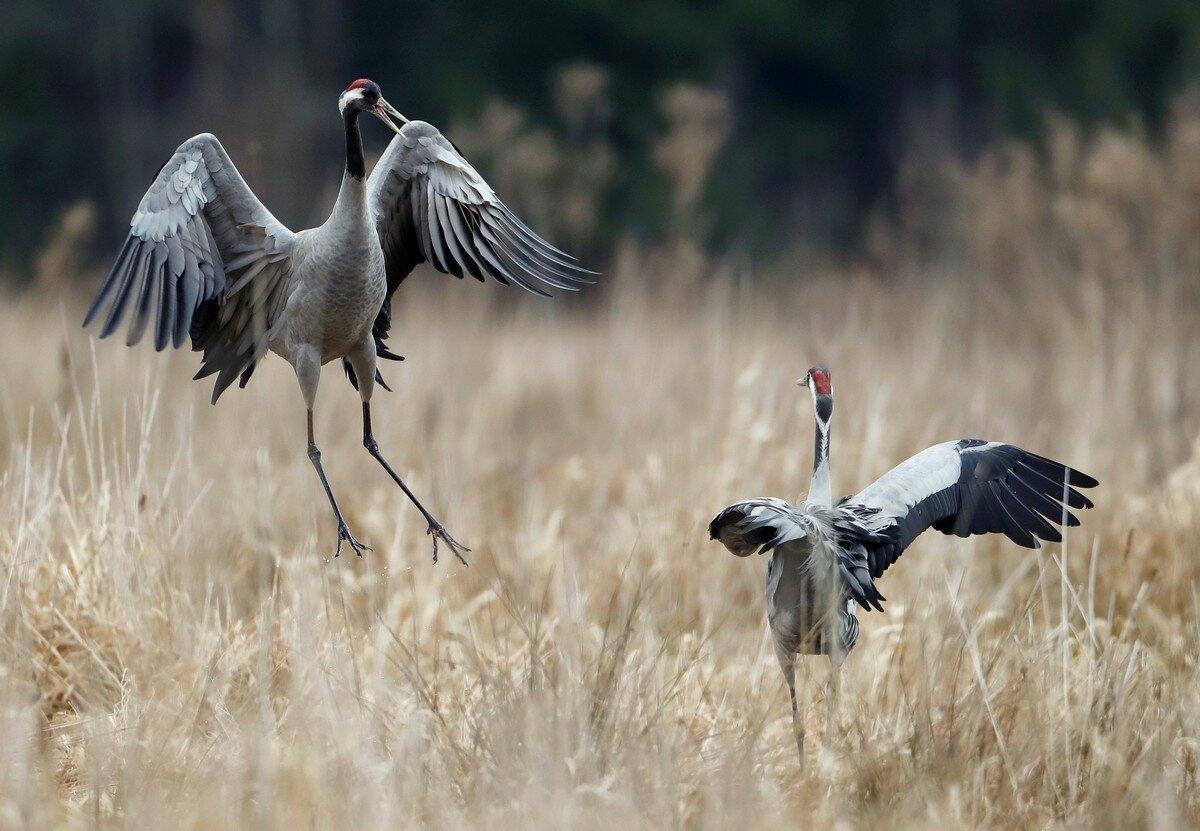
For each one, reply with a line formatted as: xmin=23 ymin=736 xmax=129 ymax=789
xmin=708 ymin=498 xmax=811 ymax=557
xmin=708 ymin=497 xmax=887 ymax=611
xmin=839 ymin=440 xmax=1098 ymax=578
xmin=365 ymin=121 xmax=594 ymax=361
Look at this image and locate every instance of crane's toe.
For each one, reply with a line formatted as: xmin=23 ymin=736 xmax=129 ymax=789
xmin=428 ymin=521 xmax=470 ymax=566
xmin=334 ymin=523 xmax=371 ymax=558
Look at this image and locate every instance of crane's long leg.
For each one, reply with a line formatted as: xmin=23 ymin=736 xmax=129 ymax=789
xmin=345 ymin=339 xmax=469 ymax=565
xmin=361 ymin=402 xmax=470 ymax=565
xmin=823 ymin=628 xmax=847 ymax=739
xmin=818 ymin=588 xmax=850 ymax=741
xmin=295 ymin=343 xmax=368 ymax=558
xmin=779 ymin=648 xmax=804 ymax=766
xmin=824 ymin=663 xmax=840 ymax=734
xmin=790 ymin=679 xmax=806 ymax=766
xmin=307 ymin=409 xmax=370 ymax=558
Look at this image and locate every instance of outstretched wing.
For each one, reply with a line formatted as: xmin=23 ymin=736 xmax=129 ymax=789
xmin=840 ymin=440 xmax=1099 ymax=578
xmin=365 ymin=120 xmax=594 ymax=360
xmin=84 ymin=133 xmax=295 ymax=403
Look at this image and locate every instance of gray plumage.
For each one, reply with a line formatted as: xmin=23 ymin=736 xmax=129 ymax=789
xmin=85 ymin=80 xmax=594 ymax=562
xmin=708 ymin=366 xmax=1097 ymax=762
xmin=364 ymin=120 xmax=594 ymax=377
xmin=84 ymin=134 xmax=294 ymax=398
xmin=85 ymin=126 xmax=591 ymax=405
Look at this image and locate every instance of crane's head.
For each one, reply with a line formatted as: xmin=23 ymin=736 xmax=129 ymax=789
xmin=798 ymin=366 xmax=831 ymax=394
xmin=338 ymin=79 xmax=408 ymax=135
xmin=798 ymin=365 xmax=833 ymax=420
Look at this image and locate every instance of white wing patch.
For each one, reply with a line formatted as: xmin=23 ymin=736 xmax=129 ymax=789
xmin=853 ymin=441 xmax=976 ymax=518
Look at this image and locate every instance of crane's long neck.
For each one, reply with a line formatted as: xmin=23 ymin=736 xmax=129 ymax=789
xmin=326 ymin=108 xmax=371 ymax=237
xmin=344 ymin=108 xmax=366 ymax=180
xmin=807 ymin=392 xmax=833 ymax=507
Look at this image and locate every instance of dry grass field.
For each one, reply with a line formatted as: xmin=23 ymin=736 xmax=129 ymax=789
xmin=2 ymin=117 xmax=1200 ymax=829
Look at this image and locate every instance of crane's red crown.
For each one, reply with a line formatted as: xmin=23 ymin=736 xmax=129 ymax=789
xmin=809 ymin=367 xmax=831 ymax=395
xmin=345 ymin=78 xmax=375 ymax=92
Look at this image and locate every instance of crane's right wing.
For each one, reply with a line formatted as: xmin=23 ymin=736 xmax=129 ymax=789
xmin=84 ymin=133 xmax=295 ymax=402
xmin=365 ymin=120 xmax=594 ymax=361
xmin=839 ymin=440 xmax=1098 ymax=578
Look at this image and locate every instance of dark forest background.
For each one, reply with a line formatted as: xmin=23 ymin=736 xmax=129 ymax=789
xmin=3 ymin=0 xmax=1199 ymax=276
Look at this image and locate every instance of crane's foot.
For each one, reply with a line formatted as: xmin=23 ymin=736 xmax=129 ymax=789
xmin=333 ymin=522 xmax=371 ymax=558
xmin=427 ymin=520 xmax=470 ymax=566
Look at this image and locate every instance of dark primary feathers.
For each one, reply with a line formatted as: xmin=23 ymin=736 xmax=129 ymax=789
xmin=840 ymin=439 xmax=1098 ymax=579
xmin=365 ymin=120 xmax=594 ymax=363
xmin=83 ymin=133 xmax=294 ymax=403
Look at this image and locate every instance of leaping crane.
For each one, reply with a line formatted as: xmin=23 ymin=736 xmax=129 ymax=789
xmin=84 ymin=79 xmax=594 ymax=563
xmin=709 ymin=366 xmax=1097 ymax=762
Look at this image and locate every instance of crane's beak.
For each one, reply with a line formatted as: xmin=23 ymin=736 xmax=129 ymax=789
xmin=797 ymin=374 xmax=810 ymax=388
xmin=373 ymin=98 xmax=409 ymax=135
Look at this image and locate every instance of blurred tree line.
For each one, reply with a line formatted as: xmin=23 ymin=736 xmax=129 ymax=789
xmin=2 ymin=0 xmax=1199 ymax=276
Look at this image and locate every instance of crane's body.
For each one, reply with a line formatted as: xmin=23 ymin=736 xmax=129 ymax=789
xmin=765 ymin=521 xmax=859 ymax=664
xmin=85 ymin=79 xmax=593 ymax=562
xmin=282 ymin=180 xmax=387 ymax=367
xmin=709 ymin=366 xmax=1097 ymax=763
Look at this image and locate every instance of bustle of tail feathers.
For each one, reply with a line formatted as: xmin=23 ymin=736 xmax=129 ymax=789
xmin=343 ymin=358 xmax=396 ymax=393
xmin=342 ymin=329 xmax=404 ymax=393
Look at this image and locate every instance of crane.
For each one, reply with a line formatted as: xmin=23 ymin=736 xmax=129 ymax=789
xmin=708 ymin=366 xmax=1097 ymax=762
xmin=83 ymin=79 xmax=593 ymax=563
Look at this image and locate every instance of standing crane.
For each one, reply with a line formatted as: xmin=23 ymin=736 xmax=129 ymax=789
xmin=708 ymin=366 xmax=1097 ymax=762
xmin=84 ymin=79 xmax=593 ymax=563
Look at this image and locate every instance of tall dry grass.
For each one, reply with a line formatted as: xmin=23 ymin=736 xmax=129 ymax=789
xmin=2 ymin=101 xmax=1200 ymax=830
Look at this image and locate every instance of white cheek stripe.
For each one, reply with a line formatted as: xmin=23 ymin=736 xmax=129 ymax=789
xmin=338 ymin=89 xmax=365 ymax=113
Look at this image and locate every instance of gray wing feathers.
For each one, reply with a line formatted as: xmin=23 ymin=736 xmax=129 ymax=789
xmin=363 ymin=120 xmax=593 ymax=364
xmin=707 ymin=498 xmax=811 ymax=557
xmin=84 ymin=133 xmax=295 ymax=402
xmin=368 ymin=121 xmax=593 ymax=295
